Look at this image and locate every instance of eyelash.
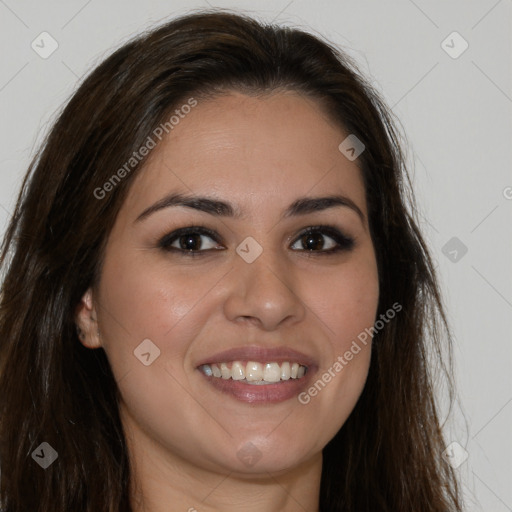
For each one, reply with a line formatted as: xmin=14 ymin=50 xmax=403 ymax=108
xmin=157 ymin=225 xmax=355 ymax=257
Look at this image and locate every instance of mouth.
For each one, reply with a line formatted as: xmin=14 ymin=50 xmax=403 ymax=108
xmin=199 ymin=361 xmax=307 ymax=383
xmin=195 ymin=346 xmax=316 ymax=403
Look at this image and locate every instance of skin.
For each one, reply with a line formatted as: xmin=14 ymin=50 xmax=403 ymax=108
xmin=76 ymin=91 xmax=379 ymax=512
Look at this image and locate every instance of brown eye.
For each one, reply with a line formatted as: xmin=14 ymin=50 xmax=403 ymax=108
xmin=290 ymin=226 xmax=354 ymax=254
xmin=300 ymin=232 xmax=328 ymax=251
xmin=159 ymin=227 xmax=224 ymax=254
xmin=176 ymin=233 xmax=205 ymax=251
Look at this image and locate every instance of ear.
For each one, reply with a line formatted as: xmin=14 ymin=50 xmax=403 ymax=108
xmin=75 ymin=288 xmax=101 ymax=349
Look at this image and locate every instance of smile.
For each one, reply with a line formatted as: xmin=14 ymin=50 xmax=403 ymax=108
xmin=199 ymin=361 xmax=307 ymax=384
xmin=195 ymin=346 xmax=316 ymax=403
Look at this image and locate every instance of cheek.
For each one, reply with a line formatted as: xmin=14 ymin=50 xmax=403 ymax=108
xmin=293 ymin=251 xmax=378 ymax=441
xmin=308 ymin=253 xmax=379 ymax=353
xmin=95 ymin=251 xmax=228 ymax=379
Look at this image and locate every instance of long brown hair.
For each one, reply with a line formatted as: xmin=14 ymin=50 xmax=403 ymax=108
xmin=0 ymin=10 xmax=462 ymax=511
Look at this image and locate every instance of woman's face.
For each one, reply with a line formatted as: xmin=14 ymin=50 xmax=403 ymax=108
xmin=79 ymin=91 xmax=379 ymax=476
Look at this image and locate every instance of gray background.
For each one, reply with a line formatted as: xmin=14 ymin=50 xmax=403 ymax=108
xmin=0 ymin=1 xmax=511 ymax=510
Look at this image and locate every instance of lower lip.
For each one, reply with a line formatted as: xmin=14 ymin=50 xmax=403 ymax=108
xmin=198 ymin=369 xmax=316 ymax=404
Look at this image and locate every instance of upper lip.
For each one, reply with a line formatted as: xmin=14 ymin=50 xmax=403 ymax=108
xmin=195 ymin=345 xmax=317 ymax=368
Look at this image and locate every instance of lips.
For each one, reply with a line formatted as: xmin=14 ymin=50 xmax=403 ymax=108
xmin=195 ymin=346 xmax=317 ymax=403
xmin=195 ymin=346 xmax=316 ymax=368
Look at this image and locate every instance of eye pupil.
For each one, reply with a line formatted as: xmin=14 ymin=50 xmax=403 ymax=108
xmin=180 ymin=234 xmax=201 ymax=251
xmin=302 ymin=232 xmax=324 ymax=251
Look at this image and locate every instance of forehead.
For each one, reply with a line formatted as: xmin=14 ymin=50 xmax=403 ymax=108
xmin=121 ymin=91 xmax=367 ymax=221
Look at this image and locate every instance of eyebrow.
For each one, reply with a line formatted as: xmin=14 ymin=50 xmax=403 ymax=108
xmin=134 ymin=192 xmax=366 ymax=225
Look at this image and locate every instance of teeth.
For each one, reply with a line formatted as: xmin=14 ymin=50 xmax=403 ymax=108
xmin=246 ymin=361 xmax=262 ymax=382
xmin=263 ymin=363 xmax=281 ymax=383
xmin=220 ymin=362 xmax=231 ymax=379
xmin=200 ymin=361 xmax=307 ymax=383
xmin=280 ymin=362 xmax=291 ymax=380
xmin=231 ymin=361 xmax=245 ymax=380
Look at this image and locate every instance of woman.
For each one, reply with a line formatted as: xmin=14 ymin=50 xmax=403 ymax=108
xmin=0 ymin=10 xmax=462 ymax=512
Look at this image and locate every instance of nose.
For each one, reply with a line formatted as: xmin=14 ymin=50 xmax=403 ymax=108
xmin=222 ymin=248 xmax=306 ymax=331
